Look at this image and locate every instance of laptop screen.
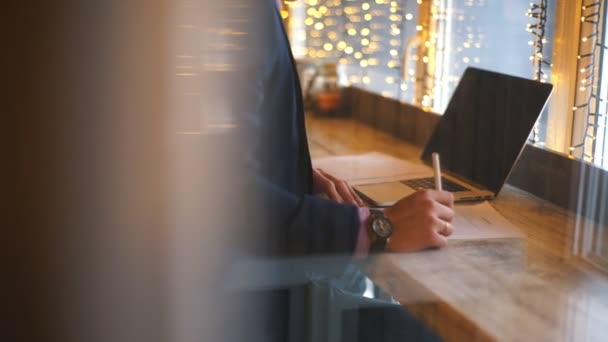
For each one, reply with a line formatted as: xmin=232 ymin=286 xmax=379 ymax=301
xmin=421 ymin=67 xmax=553 ymax=195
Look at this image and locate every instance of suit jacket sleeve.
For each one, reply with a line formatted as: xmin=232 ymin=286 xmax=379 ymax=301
xmin=253 ymin=176 xmax=361 ymax=256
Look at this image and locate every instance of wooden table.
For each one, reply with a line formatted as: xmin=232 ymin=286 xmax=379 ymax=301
xmin=306 ymin=115 xmax=608 ymax=342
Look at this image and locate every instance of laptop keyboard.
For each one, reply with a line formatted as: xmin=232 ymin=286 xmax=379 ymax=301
xmin=402 ymin=177 xmax=470 ymax=193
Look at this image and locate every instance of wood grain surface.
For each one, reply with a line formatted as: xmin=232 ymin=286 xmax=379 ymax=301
xmin=307 ymin=114 xmax=608 ymax=342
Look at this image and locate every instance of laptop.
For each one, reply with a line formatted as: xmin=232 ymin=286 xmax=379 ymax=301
xmin=353 ymin=67 xmax=554 ymax=207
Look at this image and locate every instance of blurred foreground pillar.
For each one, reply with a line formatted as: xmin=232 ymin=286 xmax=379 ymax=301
xmin=7 ymin=1 xmax=171 ymax=341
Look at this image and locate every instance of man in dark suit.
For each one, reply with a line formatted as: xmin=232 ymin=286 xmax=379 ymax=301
xmin=229 ymin=0 xmax=455 ymax=256
xmin=214 ymin=1 xmax=455 ymax=340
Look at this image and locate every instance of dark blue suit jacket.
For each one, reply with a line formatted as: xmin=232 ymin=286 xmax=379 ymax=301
xmin=232 ymin=1 xmax=361 ymax=258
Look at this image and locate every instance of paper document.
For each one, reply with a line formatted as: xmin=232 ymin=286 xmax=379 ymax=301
xmin=312 ymin=152 xmax=430 ymax=186
xmin=450 ymin=201 xmax=524 ymax=240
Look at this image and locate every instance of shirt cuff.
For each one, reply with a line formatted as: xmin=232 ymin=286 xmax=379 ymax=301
xmin=354 ymin=207 xmax=372 ymax=259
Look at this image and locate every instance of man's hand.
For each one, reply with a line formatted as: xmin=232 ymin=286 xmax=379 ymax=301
xmin=384 ymin=190 xmax=455 ymax=252
xmin=312 ymin=168 xmax=364 ymax=206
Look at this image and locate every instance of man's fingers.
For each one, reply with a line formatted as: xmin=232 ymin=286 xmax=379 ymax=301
xmin=430 ymin=216 xmax=454 ymax=237
xmin=316 ymin=171 xmax=344 ymax=203
xmin=437 ymin=220 xmax=454 ymax=237
xmin=430 ymin=218 xmax=449 ymax=246
xmin=427 ymin=190 xmax=455 ymax=207
xmin=432 ymin=232 xmax=449 ymax=248
xmin=324 ymin=181 xmax=343 ymax=203
xmin=434 ymin=202 xmax=455 ymax=223
xmin=318 ymin=169 xmax=362 ymax=206
xmin=348 ymin=186 xmax=365 ymax=207
xmin=317 ymin=168 xmax=340 ymax=183
xmin=334 ymin=181 xmax=358 ymax=206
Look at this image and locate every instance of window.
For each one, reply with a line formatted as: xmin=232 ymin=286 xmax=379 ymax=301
xmin=431 ymin=1 xmax=556 ymax=111
xmin=288 ymin=0 xmax=556 ymax=135
xmin=287 ymin=0 xmax=608 ymax=169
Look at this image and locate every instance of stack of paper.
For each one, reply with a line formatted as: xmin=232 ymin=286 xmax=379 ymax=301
xmin=451 ymin=202 xmax=524 ymax=240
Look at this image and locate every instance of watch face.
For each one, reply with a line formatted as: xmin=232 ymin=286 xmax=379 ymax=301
xmin=372 ymin=217 xmax=393 ymax=238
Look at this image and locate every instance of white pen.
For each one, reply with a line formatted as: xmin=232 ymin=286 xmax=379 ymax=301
xmin=432 ymin=152 xmax=442 ymax=191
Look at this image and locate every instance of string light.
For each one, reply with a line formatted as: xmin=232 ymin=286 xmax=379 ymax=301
xmin=388 ymin=0 xmax=409 ymax=98
xmin=570 ymin=0 xmax=605 ymax=162
xmin=304 ymin=0 xmax=409 ymax=97
xmin=303 ymin=0 xmax=417 ymax=99
xmin=419 ymin=0 xmax=451 ymax=111
xmin=527 ymin=0 xmax=552 ymax=83
xmin=526 ymin=0 xmax=553 ymax=144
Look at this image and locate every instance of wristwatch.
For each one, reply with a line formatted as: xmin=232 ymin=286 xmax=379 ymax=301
xmin=368 ymin=209 xmax=394 ymax=253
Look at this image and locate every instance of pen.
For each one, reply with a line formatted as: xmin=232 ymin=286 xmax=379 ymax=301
xmin=432 ymin=152 xmax=442 ymax=191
